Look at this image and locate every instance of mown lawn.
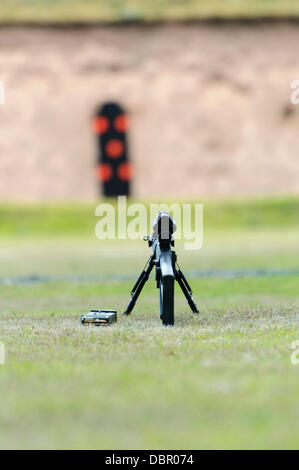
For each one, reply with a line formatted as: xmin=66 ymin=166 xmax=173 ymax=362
xmin=0 ymin=197 xmax=298 ymax=449
xmin=1 ymin=0 xmax=299 ymax=23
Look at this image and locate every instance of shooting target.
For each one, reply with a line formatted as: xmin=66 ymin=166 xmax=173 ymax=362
xmin=93 ymin=102 xmax=132 ymax=197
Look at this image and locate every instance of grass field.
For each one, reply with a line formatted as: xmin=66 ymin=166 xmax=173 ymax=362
xmin=0 ymin=197 xmax=299 ymax=449
xmin=1 ymin=0 xmax=299 ymax=23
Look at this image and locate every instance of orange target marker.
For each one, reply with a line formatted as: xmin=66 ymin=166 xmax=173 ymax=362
xmin=118 ymin=162 xmax=134 ymax=181
xmin=97 ymin=163 xmax=113 ymax=182
xmin=93 ymin=116 xmax=109 ymax=135
xmin=106 ymin=139 xmax=124 ymax=159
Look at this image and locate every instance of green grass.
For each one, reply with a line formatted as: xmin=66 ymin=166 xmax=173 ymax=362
xmin=1 ymin=196 xmax=298 ymax=238
xmin=1 ymin=281 xmax=298 ymax=449
xmin=1 ymin=0 xmax=299 ymax=23
xmin=0 ymin=196 xmax=298 ymax=449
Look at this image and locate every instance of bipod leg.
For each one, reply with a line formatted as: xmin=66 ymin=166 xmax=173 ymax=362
xmin=123 ymin=255 xmax=155 ymax=316
xmin=175 ymin=266 xmax=199 ymax=314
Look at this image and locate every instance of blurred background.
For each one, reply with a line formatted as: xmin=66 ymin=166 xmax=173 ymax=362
xmin=0 ymin=0 xmax=299 ymax=451
xmin=1 ymin=1 xmax=299 ymax=199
